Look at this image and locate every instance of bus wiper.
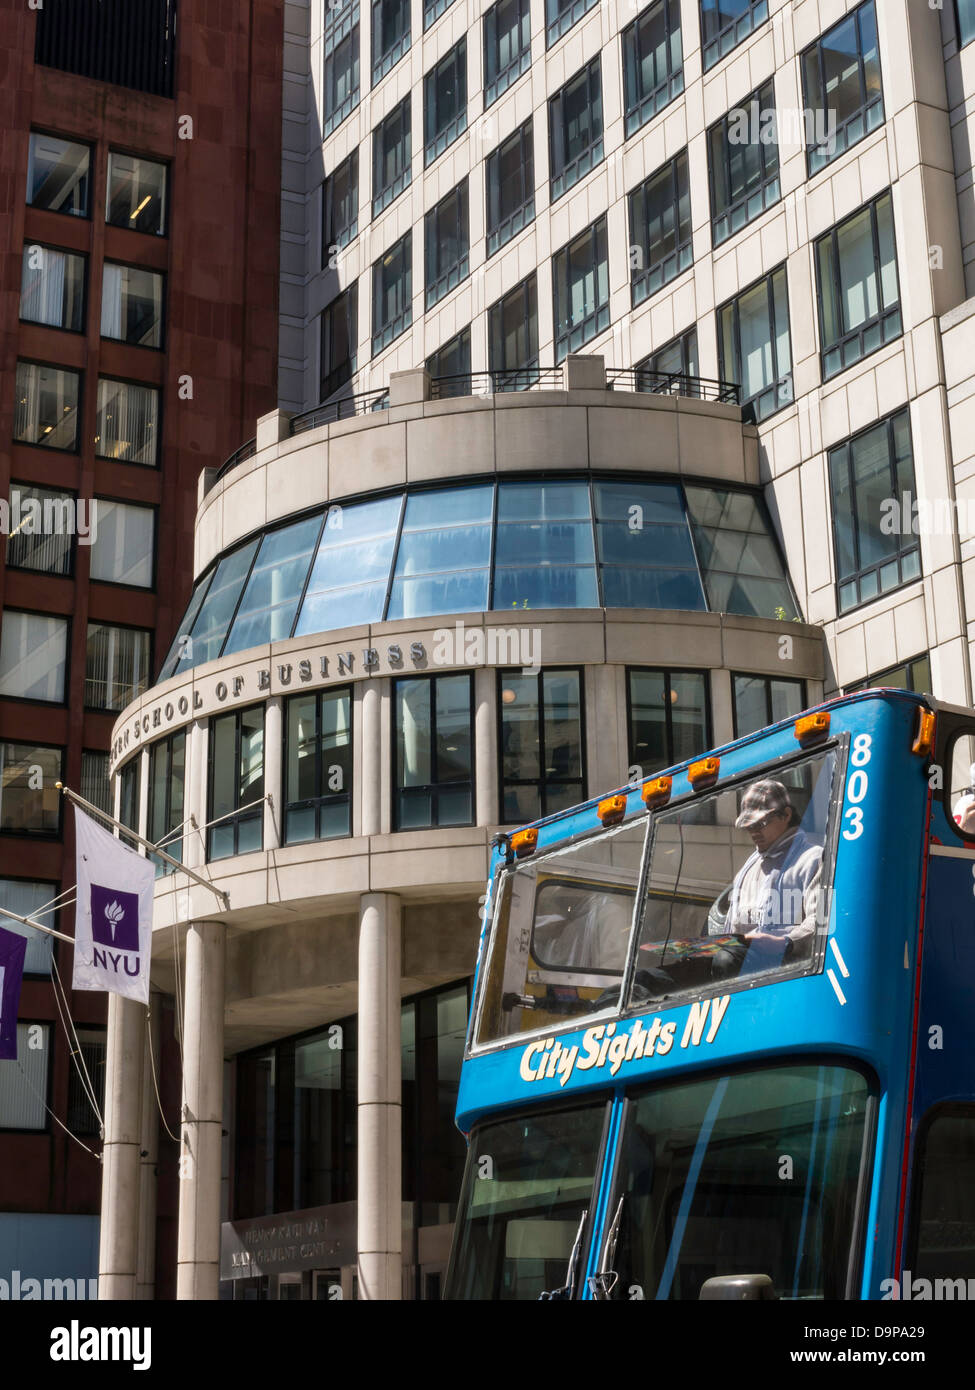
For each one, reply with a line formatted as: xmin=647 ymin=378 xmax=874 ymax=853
xmin=537 ymin=1208 xmax=588 ymax=1301
xmin=588 ymin=1196 xmax=624 ymax=1300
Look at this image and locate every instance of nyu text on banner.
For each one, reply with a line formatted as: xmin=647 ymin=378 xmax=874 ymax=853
xmin=72 ymin=805 xmax=154 ymax=1005
xmin=0 ymin=927 xmax=27 ymax=1060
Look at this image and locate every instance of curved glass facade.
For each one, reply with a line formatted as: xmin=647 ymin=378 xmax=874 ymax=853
xmin=158 ymin=475 xmax=798 ymax=682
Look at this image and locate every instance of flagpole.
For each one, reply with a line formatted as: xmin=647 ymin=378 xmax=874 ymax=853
xmin=0 ymin=902 xmax=75 ymax=945
xmin=56 ymin=783 xmax=230 ymax=911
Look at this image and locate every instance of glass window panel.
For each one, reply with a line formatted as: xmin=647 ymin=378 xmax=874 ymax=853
xmin=685 ymin=485 xmax=797 ymax=618
xmin=159 ymin=571 xmax=214 ymax=680
xmin=20 ymin=245 xmax=85 ymax=331
xmin=101 ymin=263 xmax=164 ymax=348
xmin=500 ymin=672 xmax=540 ymax=783
xmin=0 ymin=612 xmax=68 ymax=702
xmin=0 ymin=742 xmax=63 ymax=834
xmin=13 ymin=362 xmax=79 ymax=450
xmin=296 ymin=495 xmax=401 ymax=634
xmin=0 ymin=879 xmax=57 ymax=974
xmin=489 ymin=275 xmax=538 ymax=376
xmin=5 ymin=483 xmax=75 ymax=575
xmin=426 ymin=326 xmax=471 ymax=380
xmin=323 ymin=151 xmax=358 ymax=260
xmin=0 ymin=1024 xmax=49 ymax=1128
xmin=27 ymin=133 xmax=90 ymax=216
xmin=95 ymin=379 xmax=159 ymax=465
xmin=89 ymin=501 xmax=154 ymax=588
xmin=321 ymin=284 xmax=357 ymax=401
xmin=177 ymin=540 xmax=259 ymax=668
xmin=106 ymin=152 xmax=167 ymax=235
xmin=222 ymin=515 xmax=323 ymax=655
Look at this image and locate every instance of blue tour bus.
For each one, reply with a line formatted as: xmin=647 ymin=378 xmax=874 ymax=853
xmin=444 ymin=690 xmax=975 ymax=1301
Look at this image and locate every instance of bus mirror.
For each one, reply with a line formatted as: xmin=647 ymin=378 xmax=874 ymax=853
xmin=699 ymin=1274 xmax=776 ymax=1301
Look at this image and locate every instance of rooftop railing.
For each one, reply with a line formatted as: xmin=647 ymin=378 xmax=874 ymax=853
xmin=290 ymin=386 xmax=391 ymax=435
xmin=605 ymin=368 xmax=740 ymax=403
xmin=429 ymin=367 xmax=564 ymax=399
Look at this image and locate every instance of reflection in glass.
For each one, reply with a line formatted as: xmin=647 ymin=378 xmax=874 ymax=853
xmin=0 ymin=611 xmax=68 ymax=702
xmin=89 ymin=501 xmax=155 ymax=588
xmin=499 ymin=668 xmax=584 ymax=825
xmin=27 ymin=133 xmax=90 ymax=216
xmin=101 ymin=263 xmax=164 ymax=347
xmin=95 ymin=379 xmax=158 ymax=464
xmin=285 ymin=688 xmax=352 ymax=843
xmin=106 ymin=153 xmax=167 ymax=235
xmin=296 ymin=495 xmax=402 ymax=634
xmin=20 ymin=246 xmax=85 ymax=331
xmin=628 ymin=668 xmax=709 ymax=776
xmin=394 ymin=674 xmax=473 ymax=829
xmin=685 ymin=486 xmax=797 ymax=618
xmin=223 ymin=516 xmax=323 ymax=655
xmin=13 ymin=362 xmax=79 ymax=450
xmin=0 ymin=742 xmax=62 ymax=834
xmin=388 ymin=484 xmax=491 ymax=619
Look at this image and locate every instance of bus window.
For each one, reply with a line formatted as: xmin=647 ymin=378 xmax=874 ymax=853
xmin=946 ymin=731 xmax=975 ymax=837
xmin=909 ymin=1107 xmax=975 ymax=1284
xmin=475 ymin=818 xmax=647 ymax=1047
xmin=444 ymin=1102 xmax=607 ymax=1300
xmin=629 ymin=748 xmax=837 ymax=1008
xmin=604 ymin=1064 xmax=871 ymax=1300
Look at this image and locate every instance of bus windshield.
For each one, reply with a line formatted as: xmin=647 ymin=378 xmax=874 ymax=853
xmin=474 ymin=747 xmax=839 ymax=1048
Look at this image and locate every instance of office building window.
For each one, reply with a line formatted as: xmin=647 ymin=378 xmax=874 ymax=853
xmin=323 ymin=151 xmax=358 ymax=262
xmin=222 ymin=516 xmax=324 ymax=657
xmin=549 ymin=59 xmax=603 ymax=201
xmin=803 ymin=2 xmax=883 ymax=175
xmin=5 ymin=483 xmax=75 ymax=575
xmin=119 ymin=757 xmax=141 ymax=835
xmin=424 ymin=41 xmax=466 ymax=165
xmin=700 ymin=0 xmax=768 ymax=70
xmin=81 ymin=749 xmax=111 ymax=817
xmin=95 ymin=379 xmax=158 ymax=465
xmin=20 ymin=245 xmax=85 ymax=332
xmin=0 ymin=880 xmax=57 ymax=975
xmin=816 ymin=190 xmax=900 ymax=380
xmin=372 ymin=231 xmax=412 ymax=354
xmin=372 ymin=0 xmax=410 ymax=83
xmin=373 ymin=96 xmax=411 ymax=215
xmin=425 ymin=181 xmax=468 ymax=309
xmin=26 ymin=132 xmax=90 ymax=216
xmin=0 ymin=612 xmax=68 ymax=703
xmin=13 ymin=362 xmax=79 ymax=450
xmin=0 ymin=1024 xmax=49 ymax=1129
xmin=149 ymin=731 xmax=185 ymax=874
xmin=553 ymin=217 xmax=609 ymax=362
xmin=387 ymin=484 xmax=493 ymax=619
xmin=484 ymin=0 xmax=530 ymax=106
xmin=296 ymin=496 xmax=401 ymax=633
xmin=101 ymin=263 xmax=164 ymax=348
xmin=285 ymin=688 xmax=352 ymax=843
xmin=66 ymin=1027 xmax=107 ymax=1134
xmin=321 ymin=285 xmax=358 ymax=400
xmin=709 ymin=79 xmax=780 ymax=245
xmin=324 ymin=15 xmax=361 ymax=135
xmin=85 ymin=622 xmax=150 ymax=711
xmin=685 ymin=485 xmax=798 ymax=618
xmin=717 ymin=265 xmax=792 ymax=422
xmin=208 ymin=708 xmax=264 ymax=860
xmin=485 ymin=122 xmax=534 ymax=257
xmin=595 ymin=479 xmax=705 ymax=610
xmin=847 ymin=653 xmax=931 ymax=695
xmin=0 ymin=742 xmax=63 ymax=835
xmin=499 ymin=669 xmax=584 ymax=822
xmin=732 ymin=674 xmax=806 ymax=737
xmin=961 ymin=0 xmax=975 ymax=46
xmin=488 ymin=275 xmax=538 ymax=388
xmin=628 ymin=669 xmax=710 ymax=777
xmin=629 ymin=150 xmax=691 ymax=308
xmin=106 ymin=152 xmax=167 ymax=235
xmin=394 ymin=674 xmax=473 ymax=830
xmin=636 ymin=327 xmax=698 ymax=387
xmin=493 ymin=478 xmax=598 ymax=609
xmin=546 ymin=0 xmax=597 ymax=47
xmin=622 ymin=0 xmax=683 ymax=137
xmin=829 ymin=408 xmax=920 ymax=613
xmin=89 ymin=501 xmax=154 ymax=588
xmin=426 ymin=326 xmax=471 ymax=383
xmin=424 ymin=0 xmax=455 ymax=28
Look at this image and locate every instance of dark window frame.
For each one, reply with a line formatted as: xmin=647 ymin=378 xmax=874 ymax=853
xmin=148 ymin=728 xmax=186 ymax=874
xmin=100 ymin=257 xmax=166 ymax=351
xmin=626 ymin=666 xmax=713 ymax=777
xmin=546 ymin=0 xmax=598 ymax=48
xmin=424 ymin=40 xmax=467 ymax=166
xmin=371 ymin=0 xmax=411 ymax=84
xmin=815 ymin=189 xmax=901 ymax=382
xmin=26 ymin=128 xmax=92 ymax=219
xmin=730 ymin=672 xmax=807 ymax=739
xmin=13 ymin=357 xmax=82 ymax=454
xmin=322 ymin=150 xmax=359 ymax=264
xmin=0 ymin=876 xmax=59 ymax=979
xmin=700 ymin=0 xmax=769 ymax=71
xmin=371 ymin=230 xmax=412 ymax=356
xmin=484 ymin=0 xmax=531 ymax=107
xmin=552 ymin=216 xmax=610 ymax=362
xmin=83 ymin=618 xmax=153 ymax=712
xmin=372 ymin=96 xmax=412 ymax=216
xmin=845 ymin=653 xmax=931 ymax=695
xmin=548 ymin=58 xmax=604 ymax=203
xmin=635 ymin=326 xmax=698 ymax=386
xmin=0 ymin=1018 xmax=51 ymax=1132
xmin=0 ymin=607 xmax=70 ymax=708
xmin=94 ymin=373 xmax=161 ymax=468
xmin=206 ymin=706 xmax=266 ymax=861
xmin=425 ymin=179 xmax=469 ymax=310
xmin=622 ymin=0 xmax=684 ymax=138
xmin=802 ymin=1 xmax=884 ymax=177
xmin=19 ymin=240 xmax=88 ymax=335
xmin=485 ymin=121 xmax=534 ymax=258
xmin=497 ymin=666 xmax=587 ymax=824
xmin=717 ymin=263 xmax=793 ymax=423
xmin=5 ymin=479 xmax=79 ymax=577
xmin=284 ymin=687 xmax=353 ymax=844
xmin=88 ymin=495 xmax=158 ymax=592
xmin=324 ymin=12 xmax=361 ymax=136
xmin=105 ymin=149 xmax=170 ymax=237
xmin=0 ymin=741 xmax=65 ymax=840
xmin=321 ymin=283 xmax=358 ymax=402
xmin=392 ymin=671 xmax=476 ymax=831
xmin=628 ymin=149 xmax=692 ymax=308
xmin=707 ymin=79 xmax=781 ymax=246
xmin=426 ymin=325 xmax=471 ymax=382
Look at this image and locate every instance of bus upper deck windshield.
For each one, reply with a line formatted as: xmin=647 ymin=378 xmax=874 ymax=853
xmin=473 ymin=743 xmax=840 ymax=1050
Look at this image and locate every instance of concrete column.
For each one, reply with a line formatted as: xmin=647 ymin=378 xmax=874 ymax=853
xmin=137 ymin=747 xmax=150 ymax=841
xmin=263 ymin=697 xmax=283 ymax=850
xmin=474 ymin=667 xmax=497 ymax=826
xmin=184 ymin=719 xmax=208 ymax=871
xmin=360 ymin=680 xmax=382 ymax=837
xmin=98 ymin=995 xmax=146 ymax=1299
xmin=176 ymin=920 xmax=226 ymax=1300
xmin=135 ymin=1001 xmax=161 ymax=1299
xmin=357 ymin=892 xmax=402 ymax=1300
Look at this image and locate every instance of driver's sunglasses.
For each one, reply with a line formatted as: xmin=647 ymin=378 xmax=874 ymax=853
xmin=747 ymin=809 xmax=786 ymax=832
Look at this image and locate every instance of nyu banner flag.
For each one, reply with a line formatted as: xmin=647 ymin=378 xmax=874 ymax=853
xmin=73 ymin=806 xmax=154 ymax=1005
xmin=0 ymin=927 xmax=27 ymax=1060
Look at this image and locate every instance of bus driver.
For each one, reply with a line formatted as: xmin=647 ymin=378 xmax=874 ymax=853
xmin=711 ymin=779 xmax=824 ymax=981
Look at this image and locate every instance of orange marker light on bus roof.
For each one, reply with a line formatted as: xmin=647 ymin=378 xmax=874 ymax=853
xmin=511 ymin=827 xmax=538 ymax=858
xmin=688 ymin=757 xmax=720 ymax=790
xmin=598 ymin=794 xmax=627 ymax=826
xmin=641 ymin=776 xmax=672 ymax=810
xmin=912 ymin=709 xmax=935 ymax=758
xmin=795 ymin=712 xmax=830 ymax=747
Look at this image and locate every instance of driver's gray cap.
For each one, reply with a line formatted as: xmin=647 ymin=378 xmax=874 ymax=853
xmin=735 ymin=779 xmax=792 ymax=829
